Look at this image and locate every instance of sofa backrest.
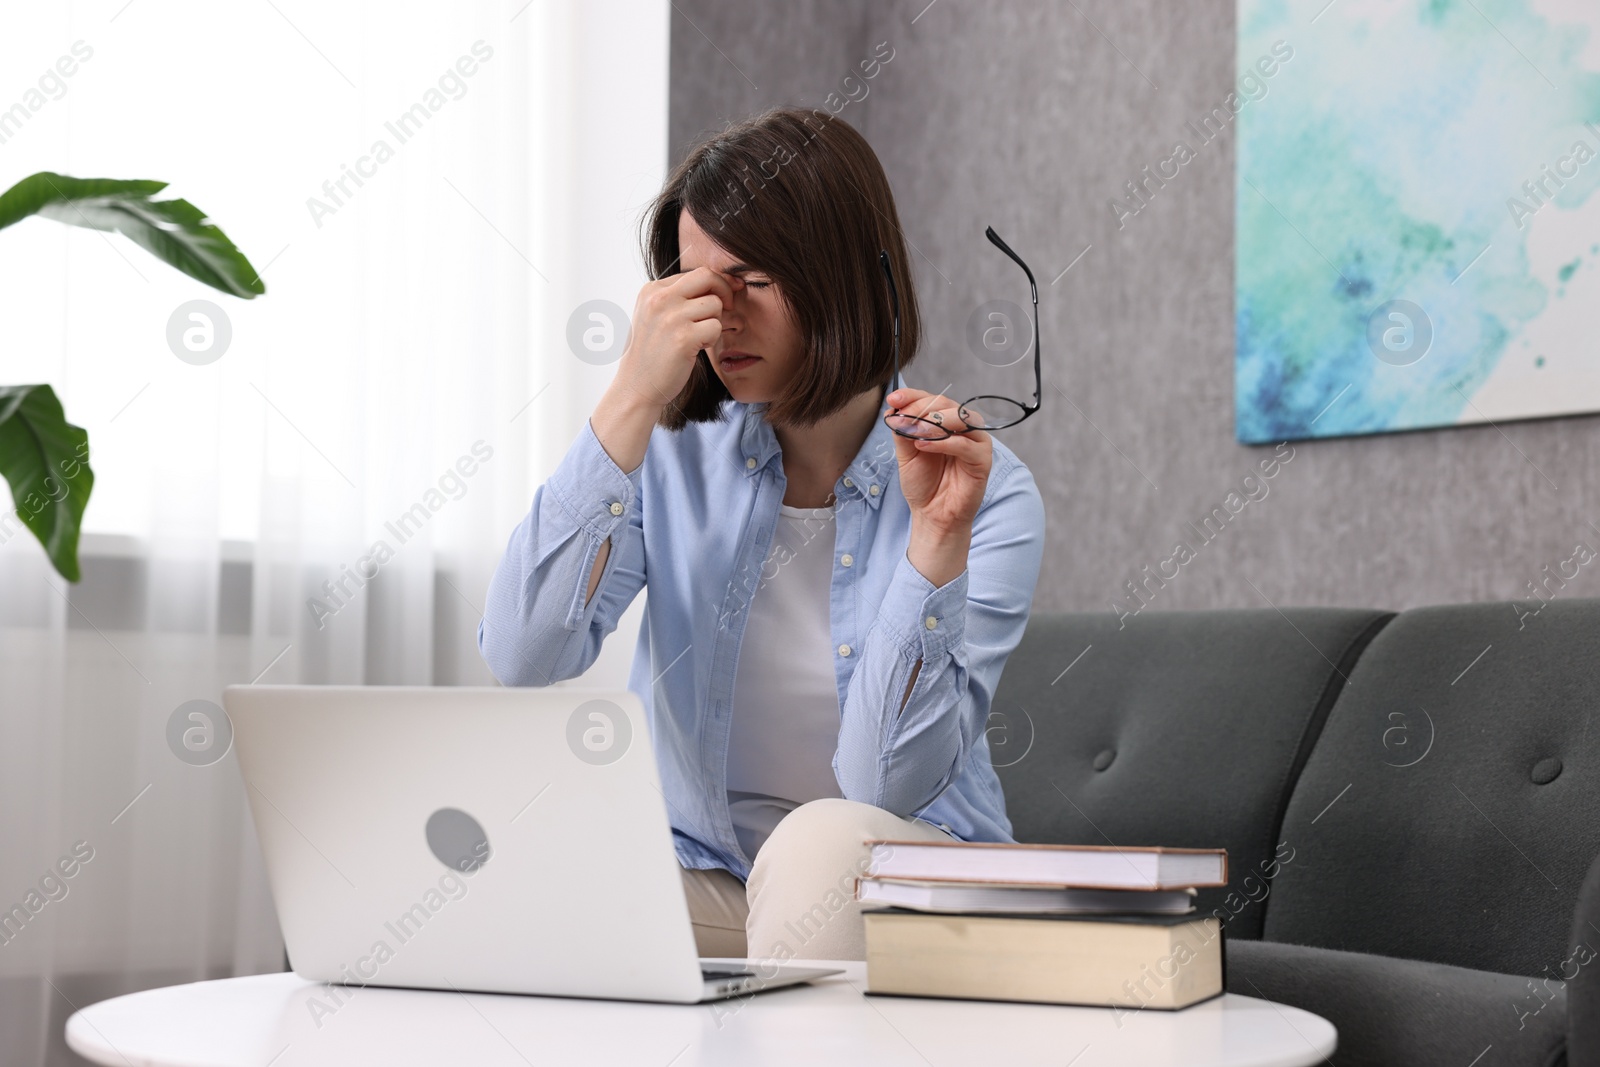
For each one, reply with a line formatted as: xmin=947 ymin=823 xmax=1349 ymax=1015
xmin=1264 ymin=598 xmax=1600 ymax=976
xmin=991 ymin=607 xmax=1392 ymax=939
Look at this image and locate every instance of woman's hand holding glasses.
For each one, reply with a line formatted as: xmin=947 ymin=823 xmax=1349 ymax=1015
xmin=886 ymin=385 xmax=993 ymax=589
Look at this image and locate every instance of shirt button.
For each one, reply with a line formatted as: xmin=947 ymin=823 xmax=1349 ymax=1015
xmin=609 ymin=501 xmax=624 ymax=516
xmin=842 ymin=477 xmax=854 ymax=488
xmin=925 ymin=616 xmax=938 ymax=630
xmin=869 ymin=485 xmax=880 ymax=497
xmin=838 ymin=644 xmax=852 ymax=657
xmin=840 ymin=554 xmax=854 ymax=568
xmin=745 ymin=456 xmax=757 ymax=469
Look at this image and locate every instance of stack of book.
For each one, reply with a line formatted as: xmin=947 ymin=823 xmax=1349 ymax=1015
xmin=857 ymin=839 xmax=1229 ymax=1010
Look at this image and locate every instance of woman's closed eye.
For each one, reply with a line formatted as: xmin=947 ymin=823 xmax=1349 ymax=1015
xmin=744 ymin=280 xmax=772 ymax=289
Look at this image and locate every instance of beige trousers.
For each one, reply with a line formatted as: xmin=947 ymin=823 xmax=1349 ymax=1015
xmin=678 ymin=797 xmax=954 ymax=962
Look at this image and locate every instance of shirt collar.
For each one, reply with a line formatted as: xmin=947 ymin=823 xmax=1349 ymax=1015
xmin=737 ymin=402 xmax=783 ymax=476
xmin=735 ymin=378 xmax=900 ymax=511
xmin=839 ymin=401 xmax=897 ymax=510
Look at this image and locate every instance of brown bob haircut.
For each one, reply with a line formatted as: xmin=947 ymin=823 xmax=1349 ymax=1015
xmin=640 ymin=105 xmax=921 ymax=430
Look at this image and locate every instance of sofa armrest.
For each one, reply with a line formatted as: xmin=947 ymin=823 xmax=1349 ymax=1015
xmin=1227 ymin=940 xmax=1566 ymax=1067
xmin=1571 ymin=850 xmax=1600 ymax=1066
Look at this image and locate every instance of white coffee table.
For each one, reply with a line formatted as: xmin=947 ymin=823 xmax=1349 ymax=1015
xmin=66 ymin=961 xmax=1336 ymax=1066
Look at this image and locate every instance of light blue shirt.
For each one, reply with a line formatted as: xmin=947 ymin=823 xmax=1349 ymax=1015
xmin=478 ymin=395 xmax=1046 ymax=881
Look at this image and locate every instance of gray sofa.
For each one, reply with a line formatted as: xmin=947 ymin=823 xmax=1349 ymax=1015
xmin=990 ymin=600 xmax=1600 ymax=1067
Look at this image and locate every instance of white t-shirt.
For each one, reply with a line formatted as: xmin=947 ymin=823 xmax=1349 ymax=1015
xmin=726 ymin=503 xmax=844 ymax=860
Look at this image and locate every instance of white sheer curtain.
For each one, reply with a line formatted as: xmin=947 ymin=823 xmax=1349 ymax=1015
xmin=0 ymin=2 xmax=664 ymax=1062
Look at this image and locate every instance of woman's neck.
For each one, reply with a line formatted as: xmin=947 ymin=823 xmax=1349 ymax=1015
xmin=772 ymin=384 xmax=886 ymax=508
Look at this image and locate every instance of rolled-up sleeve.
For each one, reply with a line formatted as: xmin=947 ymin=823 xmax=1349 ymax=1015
xmin=833 ymin=454 xmax=1046 ymax=815
xmin=477 ymin=419 xmax=648 ymax=686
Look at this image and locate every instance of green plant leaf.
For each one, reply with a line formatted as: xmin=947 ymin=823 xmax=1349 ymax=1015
xmin=0 ymin=172 xmax=265 ymax=298
xmin=0 ymin=385 xmax=94 ymax=582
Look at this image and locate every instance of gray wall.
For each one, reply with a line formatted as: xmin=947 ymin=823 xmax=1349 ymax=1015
xmin=669 ymin=0 xmax=1599 ymax=617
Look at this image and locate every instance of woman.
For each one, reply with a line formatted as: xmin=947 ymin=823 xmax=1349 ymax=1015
xmin=479 ymin=105 xmax=1045 ymax=962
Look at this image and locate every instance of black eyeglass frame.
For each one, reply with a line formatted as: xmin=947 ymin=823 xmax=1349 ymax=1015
xmin=879 ymin=226 xmax=1042 ymax=440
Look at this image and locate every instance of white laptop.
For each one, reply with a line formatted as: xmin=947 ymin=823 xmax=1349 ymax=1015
xmin=223 ymin=684 xmax=840 ymax=1003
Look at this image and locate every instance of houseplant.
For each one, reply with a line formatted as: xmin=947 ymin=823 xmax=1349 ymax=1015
xmin=0 ymin=172 xmax=263 ymax=581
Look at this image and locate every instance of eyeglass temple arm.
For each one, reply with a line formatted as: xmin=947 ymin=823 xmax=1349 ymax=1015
xmin=878 ymin=249 xmax=900 ymax=324
xmin=985 ymin=226 xmax=1042 ymax=408
xmin=883 ymin=237 xmax=1041 ymax=411
xmin=985 ymin=226 xmax=1038 ymax=301
xmin=879 ymin=249 xmax=902 ymax=393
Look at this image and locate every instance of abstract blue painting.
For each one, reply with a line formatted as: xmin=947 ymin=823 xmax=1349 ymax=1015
xmin=1236 ymin=0 xmax=1600 ymax=443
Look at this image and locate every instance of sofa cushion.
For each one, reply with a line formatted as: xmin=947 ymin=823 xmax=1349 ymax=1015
xmin=1228 ymin=939 xmax=1568 ymax=1067
xmin=1264 ymin=599 xmax=1600 ymax=976
xmin=991 ymin=608 xmax=1392 ymax=939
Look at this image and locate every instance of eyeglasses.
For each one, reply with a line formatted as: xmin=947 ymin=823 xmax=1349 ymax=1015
xmin=880 ymin=226 xmax=1041 ymax=440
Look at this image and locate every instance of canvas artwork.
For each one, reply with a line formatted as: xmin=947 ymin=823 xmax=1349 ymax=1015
xmin=1235 ymin=0 xmax=1600 ymax=443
